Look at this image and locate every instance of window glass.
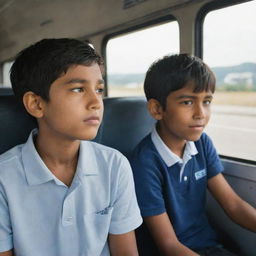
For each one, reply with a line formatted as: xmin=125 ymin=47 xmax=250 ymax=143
xmin=203 ymin=1 xmax=256 ymax=161
xmin=106 ymin=21 xmax=179 ymax=97
xmin=2 ymin=61 xmax=13 ymax=87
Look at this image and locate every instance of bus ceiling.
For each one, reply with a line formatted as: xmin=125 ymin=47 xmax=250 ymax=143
xmin=0 ymin=0 xmax=210 ymax=63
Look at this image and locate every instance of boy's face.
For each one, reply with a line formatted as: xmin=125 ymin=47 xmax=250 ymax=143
xmin=152 ymin=81 xmax=213 ymax=146
xmin=39 ymin=63 xmax=104 ymax=141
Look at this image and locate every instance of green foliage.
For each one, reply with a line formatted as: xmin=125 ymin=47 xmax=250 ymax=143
xmin=217 ymin=83 xmax=256 ymax=92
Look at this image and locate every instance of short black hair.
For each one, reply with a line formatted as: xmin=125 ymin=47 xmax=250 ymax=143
xmin=144 ymin=54 xmax=215 ymax=109
xmin=10 ymin=38 xmax=103 ymax=103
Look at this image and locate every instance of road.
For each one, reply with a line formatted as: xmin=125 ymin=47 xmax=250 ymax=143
xmin=205 ymin=105 xmax=256 ymax=161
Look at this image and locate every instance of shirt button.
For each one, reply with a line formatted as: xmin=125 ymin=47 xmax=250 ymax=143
xmin=65 ymin=216 xmax=73 ymax=222
xmin=184 ymin=176 xmax=188 ymax=181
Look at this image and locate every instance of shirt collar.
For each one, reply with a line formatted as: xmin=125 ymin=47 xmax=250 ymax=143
xmin=151 ymin=126 xmax=198 ymax=167
xmin=22 ymin=129 xmax=98 ymax=186
xmin=22 ymin=129 xmax=57 ymax=186
xmin=75 ymin=140 xmax=99 ymax=180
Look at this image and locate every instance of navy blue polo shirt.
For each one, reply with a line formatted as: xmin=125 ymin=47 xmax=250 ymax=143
xmin=130 ymin=128 xmax=224 ymax=250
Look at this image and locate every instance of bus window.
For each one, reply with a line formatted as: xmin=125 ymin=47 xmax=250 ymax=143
xmin=203 ymin=1 xmax=256 ymax=162
xmin=2 ymin=61 xmax=13 ymax=87
xmin=106 ymin=21 xmax=179 ymax=97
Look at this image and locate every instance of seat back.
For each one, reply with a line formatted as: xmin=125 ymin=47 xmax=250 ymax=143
xmin=0 ymin=94 xmax=37 ymax=154
xmin=0 ymin=87 xmax=14 ymax=96
xmin=95 ymin=97 xmax=155 ymax=158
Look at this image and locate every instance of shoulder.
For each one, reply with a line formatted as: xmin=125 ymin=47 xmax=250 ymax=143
xmin=195 ymin=132 xmax=215 ymax=152
xmin=83 ymin=140 xmax=124 ymax=159
xmin=130 ymin=134 xmax=165 ymax=178
xmin=131 ymin=134 xmax=164 ymax=169
xmin=0 ymin=129 xmax=37 ymax=172
xmin=81 ymin=142 xmax=137 ymax=192
xmin=81 ymin=141 xmax=131 ymax=174
xmin=131 ymin=134 xmax=158 ymax=161
xmin=0 ymin=144 xmax=23 ymax=168
xmin=195 ymin=133 xmax=223 ymax=175
xmin=0 ymin=144 xmax=24 ymax=187
xmin=196 ymin=132 xmax=212 ymax=144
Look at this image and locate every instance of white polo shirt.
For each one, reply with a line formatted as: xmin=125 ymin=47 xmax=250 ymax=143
xmin=0 ymin=129 xmax=142 ymax=256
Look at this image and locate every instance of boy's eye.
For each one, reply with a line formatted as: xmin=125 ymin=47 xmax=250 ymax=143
xmin=96 ymin=88 xmax=104 ymax=94
xmin=204 ymin=100 xmax=212 ymax=105
xmin=181 ymin=100 xmax=193 ymax=105
xmin=71 ymin=88 xmax=84 ymax=93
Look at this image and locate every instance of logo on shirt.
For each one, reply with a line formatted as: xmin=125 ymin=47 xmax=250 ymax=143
xmin=195 ymin=169 xmax=206 ymax=180
xmin=96 ymin=206 xmax=112 ymax=215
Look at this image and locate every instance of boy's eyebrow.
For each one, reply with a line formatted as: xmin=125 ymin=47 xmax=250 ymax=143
xmin=176 ymin=95 xmax=197 ymax=99
xmin=64 ymin=78 xmax=105 ymax=85
xmin=176 ymin=94 xmax=213 ymax=99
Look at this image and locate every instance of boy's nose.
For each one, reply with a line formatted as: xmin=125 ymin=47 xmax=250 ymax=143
xmin=87 ymin=91 xmax=102 ymax=110
xmin=193 ymin=105 xmax=205 ymax=119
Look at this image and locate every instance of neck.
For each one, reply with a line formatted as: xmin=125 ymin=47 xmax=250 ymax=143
xmin=156 ymin=126 xmax=186 ymax=158
xmin=34 ymin=128 xmax=80 ymax=186
xmin=35 ymin=130 xmax=80 ymax=165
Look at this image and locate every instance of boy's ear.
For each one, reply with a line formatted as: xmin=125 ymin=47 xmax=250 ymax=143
xmin=22 ymin=91 xmax=45 ymax=118
xmin=147 ymin=99 xmax=163 ymax=120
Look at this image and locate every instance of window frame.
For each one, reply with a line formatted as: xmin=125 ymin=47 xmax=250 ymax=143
xmin=1 ymin=60 xmax=14 ymax=87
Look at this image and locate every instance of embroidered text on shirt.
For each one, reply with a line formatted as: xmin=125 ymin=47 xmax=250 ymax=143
xmin=195 ymin=169 xmax=206 ymax=180
xmin=96 ymin=206 xmax=112 ymax=215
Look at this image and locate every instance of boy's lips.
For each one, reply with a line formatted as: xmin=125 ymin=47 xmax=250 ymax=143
xmin=189 ymin=124 xmax=205 ymax=130
xmin=83 ymin=116 xmax=100 ymax=125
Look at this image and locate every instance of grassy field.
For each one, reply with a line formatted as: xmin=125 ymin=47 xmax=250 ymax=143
xmin=109 ymin=87 xmax=256 ymax=107
xmin=213 ymin=91 xmax=256 ymax=107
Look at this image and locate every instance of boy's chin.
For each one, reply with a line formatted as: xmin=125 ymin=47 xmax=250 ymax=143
xmin=80 ymin=132 xmax=98 ymax=141
xmin=187 ymin=133 xmax=203 ymax=142
xmin=77 ymin=129 xmax=100 ymax=141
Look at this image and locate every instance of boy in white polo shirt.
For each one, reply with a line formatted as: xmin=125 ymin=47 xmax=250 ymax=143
xmin=0 ymin=38 xmax=142 ymax=256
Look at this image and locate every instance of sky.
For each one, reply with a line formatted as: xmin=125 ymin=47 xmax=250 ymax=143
xmin=106 ymin=1 xmax=256 ymax=74
xmin=106 ymin=22 xmax=179 ymax=74
xmin=204 ymin=0 xmax=256 ymax=67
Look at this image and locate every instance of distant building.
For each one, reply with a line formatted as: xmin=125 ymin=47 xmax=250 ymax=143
xmin=224 ymin=72 xmax=253 ymax=87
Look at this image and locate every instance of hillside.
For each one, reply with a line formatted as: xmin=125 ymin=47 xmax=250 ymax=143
xmin=212 ymin=62 xmax=256 ymax=89
xmin=108 ymin=62 xmax=256 ymax=91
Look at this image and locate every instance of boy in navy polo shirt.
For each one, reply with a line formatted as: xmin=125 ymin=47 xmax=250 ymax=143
xmin=130 ymin=54 xmax=256 ymax=256
xmin=0 ymin=39 xmax=142 ymax=256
